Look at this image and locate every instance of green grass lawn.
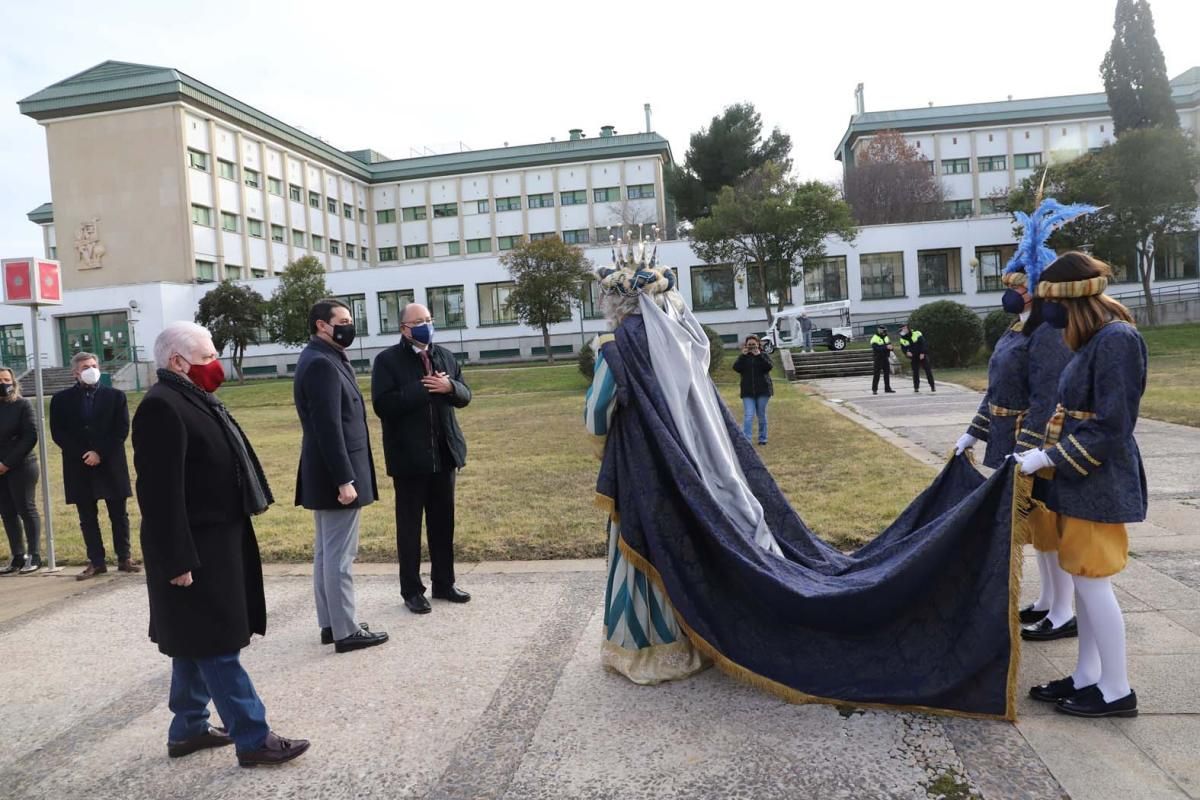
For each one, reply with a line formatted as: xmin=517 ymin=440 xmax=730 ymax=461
xmin=938 ymin=322 xmax=1200 ymax=427
xmin=9 ymin=361 xmax=934 ymax=567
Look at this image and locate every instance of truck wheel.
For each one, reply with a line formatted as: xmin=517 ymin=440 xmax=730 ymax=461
xmin=831 ymin=336 xmax=848 ymax=351
xmin=761 ymin=340 xmax=776 ymax=354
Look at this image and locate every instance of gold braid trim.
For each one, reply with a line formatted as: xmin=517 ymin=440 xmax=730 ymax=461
xmin=594 ymin=492 xmax=620 ymax=523
xmin=1068 ymin=434 xmax=1102 ymax=467
xmin=1054 ymin=443 xmax=1089 ymax=477
xmin=1036 ymin=276 xmax=1108 ymax=299
xmin=614 ymin=533 xmax=1017 ymax=722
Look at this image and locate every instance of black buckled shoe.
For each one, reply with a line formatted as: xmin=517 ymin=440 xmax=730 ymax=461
xmin=432 ymin=585 xmax=471 ymax=603
xmin=1021 ymin=616 xmax=1078 ymax=641
xmin=1029 ymin=676 xmax=1092 ymax=703
xmin=168 ymin=725 xmax=234 ymax=758
xmin=334 ymin=628 xmax=389 ymax=654
xmin=1055 ymin=687 xmax=1138 ymax=718
xmin=320 ymin=622 xmax=368 ymax=645
xmin=405 ymin=594 xmax=432 ymax=614
xmin=237 ymin=731 xmax=310 ymax=767
xmin=1019 ymin=604 xmax=1049 ymax=625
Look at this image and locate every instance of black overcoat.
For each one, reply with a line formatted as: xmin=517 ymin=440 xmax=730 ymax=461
xmin=49 ymin=384 xmax=133 ymax=504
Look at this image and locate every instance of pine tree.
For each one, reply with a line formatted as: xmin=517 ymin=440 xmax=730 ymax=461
xmin=1101 ymin=0 xmax=1179 ymax=135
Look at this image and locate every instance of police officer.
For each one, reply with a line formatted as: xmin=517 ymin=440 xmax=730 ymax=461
xmin=898 ymin=323 xmax=936 ymax=393
xmin=870 ymin=325 xmax=896 ymax=395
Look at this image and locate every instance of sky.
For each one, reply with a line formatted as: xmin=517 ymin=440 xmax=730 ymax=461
xmin=2 ymin=0 xmax=1198 ymax=257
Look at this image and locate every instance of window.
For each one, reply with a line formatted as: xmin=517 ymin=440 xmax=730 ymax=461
xmin=377 ymin=208 xmax=398 ymax=224
xmin=977 ymin=155 xmax=1006 ymax=172
xmin=268 ymin=177 xmax=284 ymax=195
xmin=48 ymin=246 xmax=57 ymax=259
xmin=195 ymin=260 xmax=215 ymax=282
xmin=495 ymin=196 xmax=521 ymax=212
xmin=379 ymin=246 xmax=399 ymax=261
xmin=404 ymin=244 xmax=428 ymax=259
xmin=378 ymin=289 xmax=415 ymax=333
xmin=859 ymin=252 xmax=906 ymax=300
xmin=945 ymin=199 xmax=974 ymax=218
xmin=190 ymin=204 xmax=213 ymax=227
xmin=975 ymin=245 xmax=1016 ymax=292
xmin=330 ymin=240 xmax=340 ymax=256
xmin=311 ymin=234 xmax=324 ymax=252
xmin=401 ymin=205 xmax=426 ymax=221
xmin=218 ymin=159 xmax=237 ymax=181
xmin=594 ymin=187 xmax=621 ymax=203
xmin=979 ymin=197 xmax=1008 ymax=215
xmin=432 ymin=202 xmax=458 ymax=218
xmin=343 ymin=202 xmax=354 ymax=219
xmin=803 ymin=257 xmax=848 ymax=303
xmin=1153 ymin=233 xmax=1199 ymax=280
xmin=327 ymin=198 xmax=337 ymax=214
xmin=247 ymin=219 xmax=264 ymax=238
xmin=560 ymin=190 xmax=587 ymax=206
xmin=346 ymin=243 xmax=356 ymax=259
xmin=562 ymin=229 xmax=590 ymax=245
xmin=1014 ymin=152 xmax=1043 ymax=170
xmin=244 ymin=168 xmax=261 ymax=188
xmin=428 ymin=285 xmax=466 ymax=329
xmin=748 ymin=267 xmax=793 ymax=307
xmin=289 ymin=184 xmax=302 ymax=202
xmin=292 ymin=230 xmax=306 ymax=248
xmin=251 ymin=268 xmax=266 ymax=279
xmin=0 ymin=324 xmax=26 ymax=363
xmin=188 ymin=150 xmax=209 ymax=171
xmin=595 ymin=227 xmax=615 ymax=243
xmin=220 ymin=212 xmax=239 ymax=233
xmin=330 ymin=293 xmax=368 ymax=335
xmin=528 ymin=193 xmax=554 ymax=208
xmin=917 ymin=248 xmax=963 ymax=295
xmin=466 ymin=237 xmax=492 ymax=254
xmin=529 ymin=232 xmax=556 ymax=241
xmin=308 ymin=191 xmax=320 ymax=209
xmin=627 ymin=183 xmax=655 ymax=200
xmin=225 ymin=264 xmax=241 ymax=280
xmin=498 ymin=235 xmax=523 ymax=251
xmin=358 ymin=209 xmax=367 ymax=224
xmin=270 ymin=224 xmax=284 ymax=242
xmin=579 ymin=278 xmax=603 ymax=320
xmin=436 ymin=241 xmax=461 ymax=256
xmin=941 ymin=158 xmax=971 ymax=175
xmin=478 ymin=281 xmax=518 ymax=325
xmin=690 ymin=265 xmax=736 ymax=310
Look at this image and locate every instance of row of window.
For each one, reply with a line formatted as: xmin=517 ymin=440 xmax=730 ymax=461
xmin=374 ymin=185 xmax=656 ymax=225
xmin=188 ymin=149 xmax=369 ymax=222
xmin=939 ymin=152 xmax=1044 ymax=176
xmin=374 ymin=225 xmax=657 ymax=263
xmin=195 ymin=260 xmax=268 ymax=283
xmin=191 ymin=204 xmax=368 ymax=259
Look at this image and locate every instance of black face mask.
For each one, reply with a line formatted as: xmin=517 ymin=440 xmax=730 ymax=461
xmin=331 ymin=322 xmax=357 ymax=348
xmin=0 ymin=384 xmax=12 ymax=398
xmin=1001 ymin=289 xmax=1027 ymax=315
xmin=1042 ymin=302 xmax=1068 ymax=329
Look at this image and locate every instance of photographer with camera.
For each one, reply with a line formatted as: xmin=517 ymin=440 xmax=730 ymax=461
xmin=732 ymin=335 xmax=774 ymax=446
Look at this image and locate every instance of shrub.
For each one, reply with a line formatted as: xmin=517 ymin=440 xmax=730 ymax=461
xmin=907 ymin=301 xmax=984 ymax=368
xmin=983 ymin=309 xmax=1016 ymax=352
xmin=703 ymin=325 xmax=725 ymax=377
xmin=578 ymin=341 xmax=596 ymax=380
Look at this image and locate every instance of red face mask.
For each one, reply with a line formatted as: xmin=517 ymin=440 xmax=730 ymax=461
xmin=183 ymin=358 xmax=225 ymax=393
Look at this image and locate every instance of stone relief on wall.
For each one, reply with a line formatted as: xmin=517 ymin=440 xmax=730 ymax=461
xmin=75 ymin=217 xmax=106 ymax=269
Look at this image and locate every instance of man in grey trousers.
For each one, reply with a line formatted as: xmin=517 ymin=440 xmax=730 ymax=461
xmin=294 ymin=299 xmax=388 ymax=654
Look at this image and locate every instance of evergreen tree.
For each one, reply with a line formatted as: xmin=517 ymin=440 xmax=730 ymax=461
xmin=1101 ymin=0 xmax=1179 ymax=135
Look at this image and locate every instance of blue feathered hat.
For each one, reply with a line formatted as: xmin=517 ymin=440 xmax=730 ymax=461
xmin=1004 ymin=197 xmax=1099 ymax=295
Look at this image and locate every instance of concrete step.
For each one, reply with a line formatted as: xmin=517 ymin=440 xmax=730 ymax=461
xmin=18 ymin=367 xmax=77 ymax=396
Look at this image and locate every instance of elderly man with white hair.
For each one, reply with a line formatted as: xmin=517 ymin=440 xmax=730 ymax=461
xmin=132 ymin=321 xmax=309 ymax=767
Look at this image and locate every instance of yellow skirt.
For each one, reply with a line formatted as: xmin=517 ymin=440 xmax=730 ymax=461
xmin=1057 ymin=514 xmax=1129 ymax=578
xmin=1028 ymin=501 xmax=1059 ymax=553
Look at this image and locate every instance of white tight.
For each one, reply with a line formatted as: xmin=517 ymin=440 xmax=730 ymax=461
xmin=1032 ymin=551 xmax=1076 ymax=627
xmin=1070 ymin=575 xmax=1131 ymax=702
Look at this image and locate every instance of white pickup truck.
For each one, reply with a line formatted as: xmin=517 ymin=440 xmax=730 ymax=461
xmin=759 ymin=300 xmax=854 ymax=354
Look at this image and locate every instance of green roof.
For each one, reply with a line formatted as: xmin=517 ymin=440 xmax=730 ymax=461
xmin=835 ymin=67 xmax=1200 ymax=161
xmin=26 ymin=202 xmax=53 ymax=224
xmin=19 ymin=61 xmax=673 ymax=182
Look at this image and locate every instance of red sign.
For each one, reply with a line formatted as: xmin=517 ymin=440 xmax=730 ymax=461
xmin=3 ymin=260 xmax=32 ymax=302
xmin=37 ymin=260 xmax=62 ymax=302
xmin=2 ymin=257 xmax=63 ymax=305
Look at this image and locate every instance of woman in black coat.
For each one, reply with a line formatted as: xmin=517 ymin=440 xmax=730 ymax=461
xmin=731 ymin=335 xmax=774 ymax=446
xmin=0 ymin=367 xmax=42 ymax=575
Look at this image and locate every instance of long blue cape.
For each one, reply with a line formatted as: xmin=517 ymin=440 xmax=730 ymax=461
xmin=596 ymin=315 xmax=1021 ymax=720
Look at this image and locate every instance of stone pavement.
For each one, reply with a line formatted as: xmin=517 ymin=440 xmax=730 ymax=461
xmin=810 ymin=376 xmax=1200 ymax=800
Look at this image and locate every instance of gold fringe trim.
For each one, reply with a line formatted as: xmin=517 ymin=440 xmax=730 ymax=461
xmin=594 ymin=492 xmax=619 ymax=524
xmin=615 ymin=535 xmax=1017 ymax=722
xmin=1006 ymin=467 xmax=1029 ymax=720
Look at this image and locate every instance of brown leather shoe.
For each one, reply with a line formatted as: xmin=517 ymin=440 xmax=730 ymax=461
xmin=76 ymin=563 xmax=109 ymax=581
xmin=237 ymin=731 xmax=310 ymax=767
xmin=118 ymin=559 xmax=142 ymax=573
xmin=167 ymin=725 xmax=234 ymax=758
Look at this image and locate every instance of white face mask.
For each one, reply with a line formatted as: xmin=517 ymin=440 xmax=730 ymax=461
xmin=80 ymin=367 xmax=101 ymax=386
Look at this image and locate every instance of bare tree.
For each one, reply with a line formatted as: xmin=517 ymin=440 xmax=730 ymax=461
xmin=842 ymin=130 xmax=949 ymax=225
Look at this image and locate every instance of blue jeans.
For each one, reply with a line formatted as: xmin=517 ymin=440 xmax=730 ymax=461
xmin=168 ymin=652 xmax=270 ymax=753
xmin=742 ymin=396 xmax=769 ymax=443
xmin=801 ymin=330 xmax=813 ymax=351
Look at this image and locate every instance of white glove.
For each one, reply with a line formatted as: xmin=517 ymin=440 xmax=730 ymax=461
xmin=954 ymin=434 xmax=978 ymax=455
xmin=1014 ymin=449 xmax=1053 ymax=475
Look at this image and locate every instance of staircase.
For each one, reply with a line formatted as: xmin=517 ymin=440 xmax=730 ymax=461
xmin=787 ymin=349 xmax=877 ymax=381
xmin=18 ymin=367 xmax=78 ymax=396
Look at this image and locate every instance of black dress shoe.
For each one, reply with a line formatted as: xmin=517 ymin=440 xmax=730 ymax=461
xmin=1029 ymin=676 xmax=1093 ymax=703
xmin=334 ymin=628 xmax=389 ymax=653
xmin=1019 ymin=604 xmax=1049 ymax=625
xmin=432 ymin=585 xmax=471 ymax=603
xmin=168 ymin=725 xmax=233 ymax=758
xmin=405 ymin=594 xmax=432 ymax=614
xmin=1056 ymin=686 xmax=1138 ymax=718
xmin=1021 ymin=616 xmax=1078 ymax=641
xmin=237 ymin=731 xmax=311 ymax=767
xmin=320 ymin=622 xmax=369 ymax=645
xmin=884 ymin=389 xmax=896 ymax=394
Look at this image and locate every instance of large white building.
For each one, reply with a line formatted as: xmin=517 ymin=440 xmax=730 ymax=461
xmin=7 ymin=61 xmax=1199 ymax=382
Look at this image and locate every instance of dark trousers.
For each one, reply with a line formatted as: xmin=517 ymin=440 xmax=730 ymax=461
xmin=394 ymin=471 xmax=457 ymax=599
xmin=169 ymin=652 xmax=270 ymax=752
xmin=0 ymin=460 xmax=41 ymax=559
xmin=910 ymin=355 xmax=936 ymax=391
xmin=77 ymin=497 xmax=131 ymax=566
xmin=871 ymin=356 xmax=892 ymax=393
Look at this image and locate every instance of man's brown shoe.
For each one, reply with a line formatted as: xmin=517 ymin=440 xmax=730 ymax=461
xmin=237 ymin=731 xmax=310 ymax=767
xmin=76 ymin=563 xmax=108 ymax=581
xmin=118 ymin=559 xmax=142 ymax=573
xmin=168 ymin=725 xmax=234 ymax=758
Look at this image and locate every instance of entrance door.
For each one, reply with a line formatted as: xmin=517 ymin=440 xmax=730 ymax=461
xmin=59 ymin=312 xmax=131 ymax=366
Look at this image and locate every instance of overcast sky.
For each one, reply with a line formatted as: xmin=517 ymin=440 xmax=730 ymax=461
xmin=2 ymin=0 xmax=1198 ymax=257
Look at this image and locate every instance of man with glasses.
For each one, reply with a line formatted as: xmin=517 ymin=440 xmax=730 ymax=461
xmin=370 ymin=303 xmax=472 ymax=614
